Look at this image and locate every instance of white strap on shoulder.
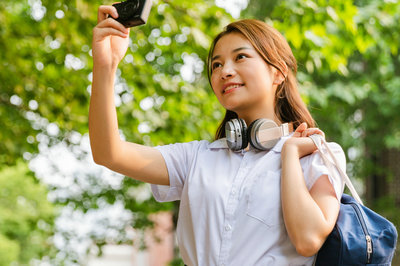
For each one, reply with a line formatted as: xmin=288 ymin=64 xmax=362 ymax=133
xmin=309 ymin=134 xmax=363 ymax=205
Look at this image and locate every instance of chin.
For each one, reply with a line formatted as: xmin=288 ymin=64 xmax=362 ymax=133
xmin=220 ymin=99 xmax=242 ymax=111
xmin=222 ymin=104 xmax=239 ymax=112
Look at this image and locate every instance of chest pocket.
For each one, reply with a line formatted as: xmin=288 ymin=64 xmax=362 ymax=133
xmin=246 ymin=170 xmax=283 ymax=227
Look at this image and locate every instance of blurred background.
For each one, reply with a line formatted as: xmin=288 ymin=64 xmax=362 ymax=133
xmin=1 ymin=0 xmax=399 ymax=265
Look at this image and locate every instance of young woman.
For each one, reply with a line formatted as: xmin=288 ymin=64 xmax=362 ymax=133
xmin=90 ymin=5 xmax=346 ymax=265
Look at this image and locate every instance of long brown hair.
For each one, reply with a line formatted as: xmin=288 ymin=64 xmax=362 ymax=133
xmin=207 ymin=19 xmax=315 ymax=140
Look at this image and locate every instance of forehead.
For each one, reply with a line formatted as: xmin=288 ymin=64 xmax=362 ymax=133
xmin=212 ymin=32 xmax=253 ymax=57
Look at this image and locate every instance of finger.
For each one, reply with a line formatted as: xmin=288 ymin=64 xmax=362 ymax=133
xmin=308 ymin=128 xmax=324 ymax=136
xmin=293 ymin=122 xmax=307 ymax=137
xmin=303 ymin=128 xmax=325 ymax=137
xmin=98 ymin=17 xmax=129 ymax=34
xmin=98 ymin=5 xmax=118 ymax=23
xmin=316 ymin=129 xmax=325 ymax=138
xmin=93 ymin=27 xmax=129 ymax=41
xmin=296 ymin=122 xmax=307 ymax=132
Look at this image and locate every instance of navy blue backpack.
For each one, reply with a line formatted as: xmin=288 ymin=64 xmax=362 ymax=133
xmin=309 ymin=135 xmax=398 ymax=266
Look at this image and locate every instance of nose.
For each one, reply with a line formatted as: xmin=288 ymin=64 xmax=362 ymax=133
xmin=221 ymin=62 xmax=236 ymax=80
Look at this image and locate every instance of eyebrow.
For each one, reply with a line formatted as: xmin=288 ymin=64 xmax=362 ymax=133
xmin=211 ymin=47 xmax=252 ymax=62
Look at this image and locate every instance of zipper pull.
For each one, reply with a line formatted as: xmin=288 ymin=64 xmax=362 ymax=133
xmin=366 ymin=235 xmax=372 ymax=263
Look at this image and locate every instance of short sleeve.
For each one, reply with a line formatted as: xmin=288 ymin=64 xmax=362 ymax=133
xmin=151 ymin=140 xmax=204 ymax=202
xmin=301 ymin=142 xmax=346 ymax=200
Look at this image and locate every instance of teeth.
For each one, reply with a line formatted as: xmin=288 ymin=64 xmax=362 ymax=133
xmin=224 ymin=84 xmax=242 ymax=92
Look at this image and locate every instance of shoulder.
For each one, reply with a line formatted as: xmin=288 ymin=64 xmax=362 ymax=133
xmin=325 ymin=141 xmax=344 ymax=153
xmin=324 ymin=141 xmax=346 ymax=169
xmin=301 ymin=141 xmax=346 ymax=170
xmin=300 ymin=141 xmax=346 ymax=193
xmin=155 ymin=139 xmax=217 ymax=153
xmin=310 ymin=141 xmax=344 ymax=158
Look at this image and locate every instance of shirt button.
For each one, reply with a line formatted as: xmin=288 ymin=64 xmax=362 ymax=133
xmin=231 ymin=190 xmax=236 ymax=195
xmin=225 ymin=225 xmax=231 ymax=231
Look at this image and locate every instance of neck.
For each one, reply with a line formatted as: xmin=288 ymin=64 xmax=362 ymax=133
xmin=237 ymin=110 xmax=281 ymax=127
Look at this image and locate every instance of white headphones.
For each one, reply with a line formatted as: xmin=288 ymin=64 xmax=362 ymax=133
xmin=225 ymin=118 xmax=293 ymax=151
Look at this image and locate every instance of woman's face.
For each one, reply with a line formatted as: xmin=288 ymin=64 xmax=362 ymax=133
xmin=210 ymin=32 xmax=279 ymax=121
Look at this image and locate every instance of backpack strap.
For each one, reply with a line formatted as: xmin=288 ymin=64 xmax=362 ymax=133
xmin=309 ymin=134 xmax=363 ymax=205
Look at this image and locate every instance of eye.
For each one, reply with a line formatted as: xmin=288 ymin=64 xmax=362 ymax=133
xmin=212 ymin=62 xmax=222 ymax=70
xmin=236 ymin=53 xmax=248 ymax=60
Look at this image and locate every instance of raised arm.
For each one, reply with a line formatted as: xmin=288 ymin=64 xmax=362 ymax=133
xmin=89 ymin=5 xmax=169 ymax=185
xmin=280 ymin=123 xmax=340 ymax=257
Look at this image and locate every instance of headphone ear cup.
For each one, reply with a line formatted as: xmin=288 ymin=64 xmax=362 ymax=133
xmin=248 ymin=119 xmax=262 ymax=149
xmin=249 ymin=118 xmax=280 ymax=150
xmin=238 ymin=118 xmax=248 ymax=150
xmin=225 ymin=118 xmax=248 ymax=151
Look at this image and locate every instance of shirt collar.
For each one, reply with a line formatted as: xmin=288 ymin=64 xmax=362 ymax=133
xmin=208 ymin=133 xmax=293 ymax=153
xmin=208 ymin=138 xmax=229 ymax=149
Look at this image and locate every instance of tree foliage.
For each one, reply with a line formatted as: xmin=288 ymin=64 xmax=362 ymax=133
xmin=0 ymin=162 xmax=55 ymax=265
xmin=244 ymin=0 xmax=400 ymax=197
xmin=0 ymin=0 xmax=231 ymax=167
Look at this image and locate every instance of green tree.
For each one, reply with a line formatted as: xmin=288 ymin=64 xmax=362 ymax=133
xmin=244 ymin=0 xmax=400 ymax=206
xmin=0 ymin=0 xmax=231 ymax=167
xmin=0 ymin=162 xmax=55 ymax=264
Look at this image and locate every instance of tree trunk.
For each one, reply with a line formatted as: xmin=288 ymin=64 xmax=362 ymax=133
xmin=366 ymin=149 xmax=400 ymax=207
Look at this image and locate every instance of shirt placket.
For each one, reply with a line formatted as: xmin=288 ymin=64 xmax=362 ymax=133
xmin=218 ymin=151 xmax=252 ymax=266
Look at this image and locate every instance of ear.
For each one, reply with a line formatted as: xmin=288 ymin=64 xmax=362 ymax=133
xmin=273 ymin=63 xmax=288 ymax=85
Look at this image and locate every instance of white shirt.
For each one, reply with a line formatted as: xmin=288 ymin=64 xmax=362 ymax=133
xmin=151 ymin=135 xmax=345 ymax=266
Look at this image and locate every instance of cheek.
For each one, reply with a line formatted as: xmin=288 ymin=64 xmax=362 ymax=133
xmin=211 ymin=86 xmax=218 ymax=95
xmin=210 ymin=75 xmax=219 ymax=93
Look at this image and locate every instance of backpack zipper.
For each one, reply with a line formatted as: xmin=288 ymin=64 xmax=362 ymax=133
xmin=350 ymin=203 xmax=372 ymax=263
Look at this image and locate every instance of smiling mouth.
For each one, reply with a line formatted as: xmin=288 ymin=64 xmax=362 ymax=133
xmin=223 ymin=84 xmax=244 ymax=94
